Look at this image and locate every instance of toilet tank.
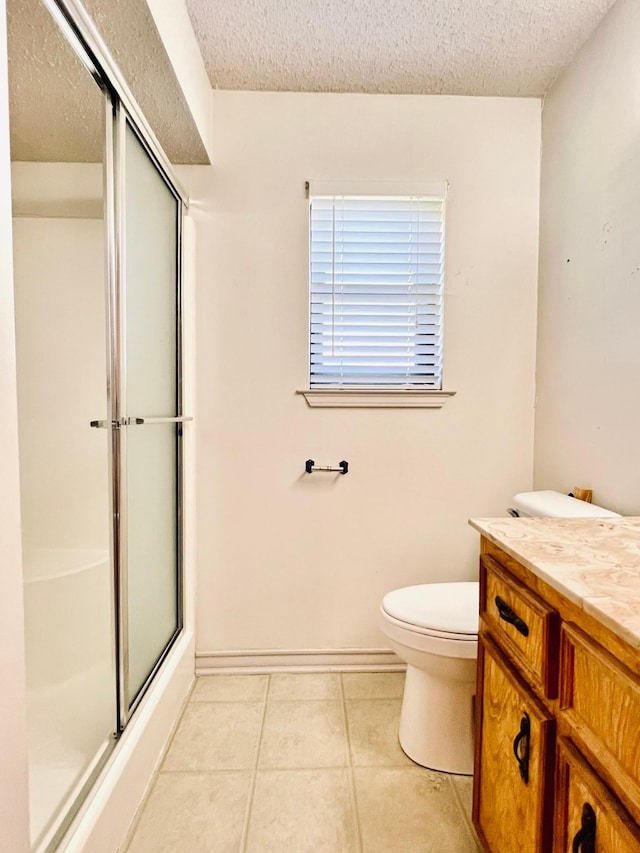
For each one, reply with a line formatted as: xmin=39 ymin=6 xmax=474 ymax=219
xmin=511 ymin=490 xmax=620 ymax=518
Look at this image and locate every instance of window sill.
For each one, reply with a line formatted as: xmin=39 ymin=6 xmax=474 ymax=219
xmin=297 ymin=389 xmax=456 ymax=408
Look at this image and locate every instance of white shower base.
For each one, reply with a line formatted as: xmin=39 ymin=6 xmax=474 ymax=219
xmin=23 ymin=548 xmax=114 ymax=850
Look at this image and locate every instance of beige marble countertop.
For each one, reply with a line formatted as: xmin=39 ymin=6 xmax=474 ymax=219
xmin=469 ymin=516 xmax=640 ymax=649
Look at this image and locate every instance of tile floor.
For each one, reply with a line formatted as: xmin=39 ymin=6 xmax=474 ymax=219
xmin=124 ymin=672 xmax=483 ymax=853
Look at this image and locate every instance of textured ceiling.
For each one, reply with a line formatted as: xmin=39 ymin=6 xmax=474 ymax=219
xmin=7 ymin=0 xmax=208 ymax=163
xmin=184 ymin=0 xmax=617 ymax=96
xmin=6 ymin=0 xmax=619 ymax=164
xmin=8 ymin=0 xmax=104 ymax=162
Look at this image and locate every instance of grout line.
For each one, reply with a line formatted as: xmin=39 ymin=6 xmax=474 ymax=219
xmin=139 ymin=762 xmax=420 ymax=774
xmin=187 ymin=699 xmax=268 ymax=706
xmin=447 ymin=773 xmax=482 ymax=850
xmin=340 ymin=673 xmax=363 ymax=853
xmin=238 ymin=673 xmax=270 ymax=852
xmin=155 ymin=768 xmax=258 ymax=775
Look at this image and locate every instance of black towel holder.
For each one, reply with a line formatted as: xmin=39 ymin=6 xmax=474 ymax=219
xmin=305 ymin=459 xmax=348 ymax=475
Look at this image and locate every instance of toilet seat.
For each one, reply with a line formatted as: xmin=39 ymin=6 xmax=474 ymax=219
xmin=381 ymin=610 xmax=477 ymax=642
xmin=381 ymin=582 xmax=479 ymax=639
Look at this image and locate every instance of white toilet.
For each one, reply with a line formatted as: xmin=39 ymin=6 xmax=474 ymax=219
xmin=380 ymin=490 xmax=620 ymax=775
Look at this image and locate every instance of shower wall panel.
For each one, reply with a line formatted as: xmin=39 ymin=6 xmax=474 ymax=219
xmin=13 ymin=214 xmax=109 ymax=551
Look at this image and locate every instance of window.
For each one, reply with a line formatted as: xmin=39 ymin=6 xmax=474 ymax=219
xmin=306 ymin=182 xmax=448 ymax=406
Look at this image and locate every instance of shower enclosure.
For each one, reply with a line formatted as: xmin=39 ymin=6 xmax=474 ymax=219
xmin=8 ymin=1 xmax=189 ymax=849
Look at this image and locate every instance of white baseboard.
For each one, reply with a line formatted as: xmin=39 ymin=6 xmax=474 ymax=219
xmin=196 ymin=647 xmax=404 ymax=674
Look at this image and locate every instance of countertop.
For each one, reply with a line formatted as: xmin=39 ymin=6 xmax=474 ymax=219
xmin=469 ymin=516 xmax=640 ymax=649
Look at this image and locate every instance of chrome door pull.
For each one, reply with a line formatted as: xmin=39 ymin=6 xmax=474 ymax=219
xmin=128 ymin=416 xmax=193 ymax=425
xmin=90 ymin=416 xmax=193 ymax=428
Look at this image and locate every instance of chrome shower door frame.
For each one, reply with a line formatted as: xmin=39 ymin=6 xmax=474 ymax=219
xmin=33 ymin=0 xmax=189 ymax=847
xmin=111 ymin=103 xmax=187 ymax=730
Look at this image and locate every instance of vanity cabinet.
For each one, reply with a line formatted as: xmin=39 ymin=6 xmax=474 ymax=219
xmin=473 ymin=539 xmax=640 ymax=853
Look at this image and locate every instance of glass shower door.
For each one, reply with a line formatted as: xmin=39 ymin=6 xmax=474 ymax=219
xmin=121 ymin=117 xmax=184 ymax=713
xmin=8 ymin=0 xmax=117 ymax=846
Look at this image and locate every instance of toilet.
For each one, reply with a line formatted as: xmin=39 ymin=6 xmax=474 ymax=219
xmin=380 ymin=490 xmax=620 ymax=775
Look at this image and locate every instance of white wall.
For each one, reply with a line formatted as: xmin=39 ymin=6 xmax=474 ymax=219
xmin=535 ymin=0 xmax=640 ymax=515
xmin=12 ymin=215 xmax=110 ymax=551
xmin=0 ymin=0 xmax=31 ymax=848
xmin=182 ymin=91 xmax=541 ymax=659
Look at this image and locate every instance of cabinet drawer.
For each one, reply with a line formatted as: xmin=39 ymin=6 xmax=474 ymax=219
xmin=480 ymin=554 xmax=560 ymax=698
xmin=560 ymin=623 xmax=640 ymax=823
xmin=473 ymin=635 xmax=555 ymax=853
xmin=554 ymin=737 xmax=640 ymax=853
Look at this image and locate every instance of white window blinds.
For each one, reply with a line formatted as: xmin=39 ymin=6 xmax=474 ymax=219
xmin=309 ymin=190 xmax=445 ymax=388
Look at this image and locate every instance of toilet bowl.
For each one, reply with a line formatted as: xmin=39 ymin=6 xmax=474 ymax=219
xmin=380 ymin=582 xmax=479 ymax=775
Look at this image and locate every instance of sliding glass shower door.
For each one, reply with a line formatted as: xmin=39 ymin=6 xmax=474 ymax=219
xmin=8 ymin=1 xmax=117 ymax=847
xmin=11 ymin=0 xmax=188 ymax=846
xmin=118 ymin=116 xmax=184 ymax=717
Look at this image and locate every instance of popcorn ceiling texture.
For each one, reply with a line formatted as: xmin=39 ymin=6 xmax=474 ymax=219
xmin=184 ymin=0 xmax=616 ymax=96
xmin=6 ymin=0 xmax=617 ymax=164
xmin=8 ymin=0 xmax=104 ymax=162
xmin=7 ymin=0 xmax=208 ymax=164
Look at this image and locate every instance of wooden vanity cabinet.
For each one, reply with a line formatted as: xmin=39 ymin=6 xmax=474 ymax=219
xmin=473 ymin=540 xmax=640 ymax=853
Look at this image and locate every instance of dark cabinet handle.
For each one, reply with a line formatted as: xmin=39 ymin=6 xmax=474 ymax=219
xmin=495 ymin=595 xmax=529 ymax=637
xmin=572 ymin=803 xmax=596 ymax=853
xmin=512 ymin=713 xmax=530 ymax=784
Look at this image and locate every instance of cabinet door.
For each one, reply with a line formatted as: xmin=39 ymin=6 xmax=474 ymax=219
xmin=560 ymin=622 xmax=640 ymax=823
xmin=554 ymin=737 xmax=640 ymax=853
xmin=473 ymin=634 xmax=555 ymax=853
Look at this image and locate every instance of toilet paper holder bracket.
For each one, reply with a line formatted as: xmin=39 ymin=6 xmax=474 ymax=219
xmin=305 ymin=459 xmax=349 ymax=475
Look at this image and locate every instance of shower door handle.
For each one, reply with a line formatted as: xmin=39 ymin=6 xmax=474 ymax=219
xmin=90 ymin=416 xmax=193 ymax=428
xmin=126 ymin=416 xmax=193 ymax=425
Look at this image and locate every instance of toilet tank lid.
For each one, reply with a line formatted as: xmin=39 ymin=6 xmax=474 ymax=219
xmin=512 ymin=490 xmax=620 ymax=518
xmin=382 ymin=582 xmax=479 ymax=635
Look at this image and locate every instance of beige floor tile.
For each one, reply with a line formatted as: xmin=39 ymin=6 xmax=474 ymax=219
xmin=162 ymin=702 xmax=264 ymax=771
xmin=126 ymin=771 xmax=251 ymax=853
xmin=258 ymin=700 xmax=348 ymax=768
xmin=268 ymin=672 xmax=341 ymax=700
xmin=191 ymin=674 xmax=269 ymax=702
xmin=354 ymin=767 xmax=480 ymax=852
xmin=346 ymin=699 xmax=413 ymax=766
xmin=450 ymin=775 xmax=485 ymax=851
xmin=450 ymin=773 xmax=473 ymax=821
xmin=342 ymin=671 xmax=405 ymax=699
xmin=246 ymin=769 xmax=358 ymax=853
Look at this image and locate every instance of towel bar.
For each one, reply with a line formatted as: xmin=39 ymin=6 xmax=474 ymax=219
xmin=305 ymin=459 xmax=348 ymax=475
